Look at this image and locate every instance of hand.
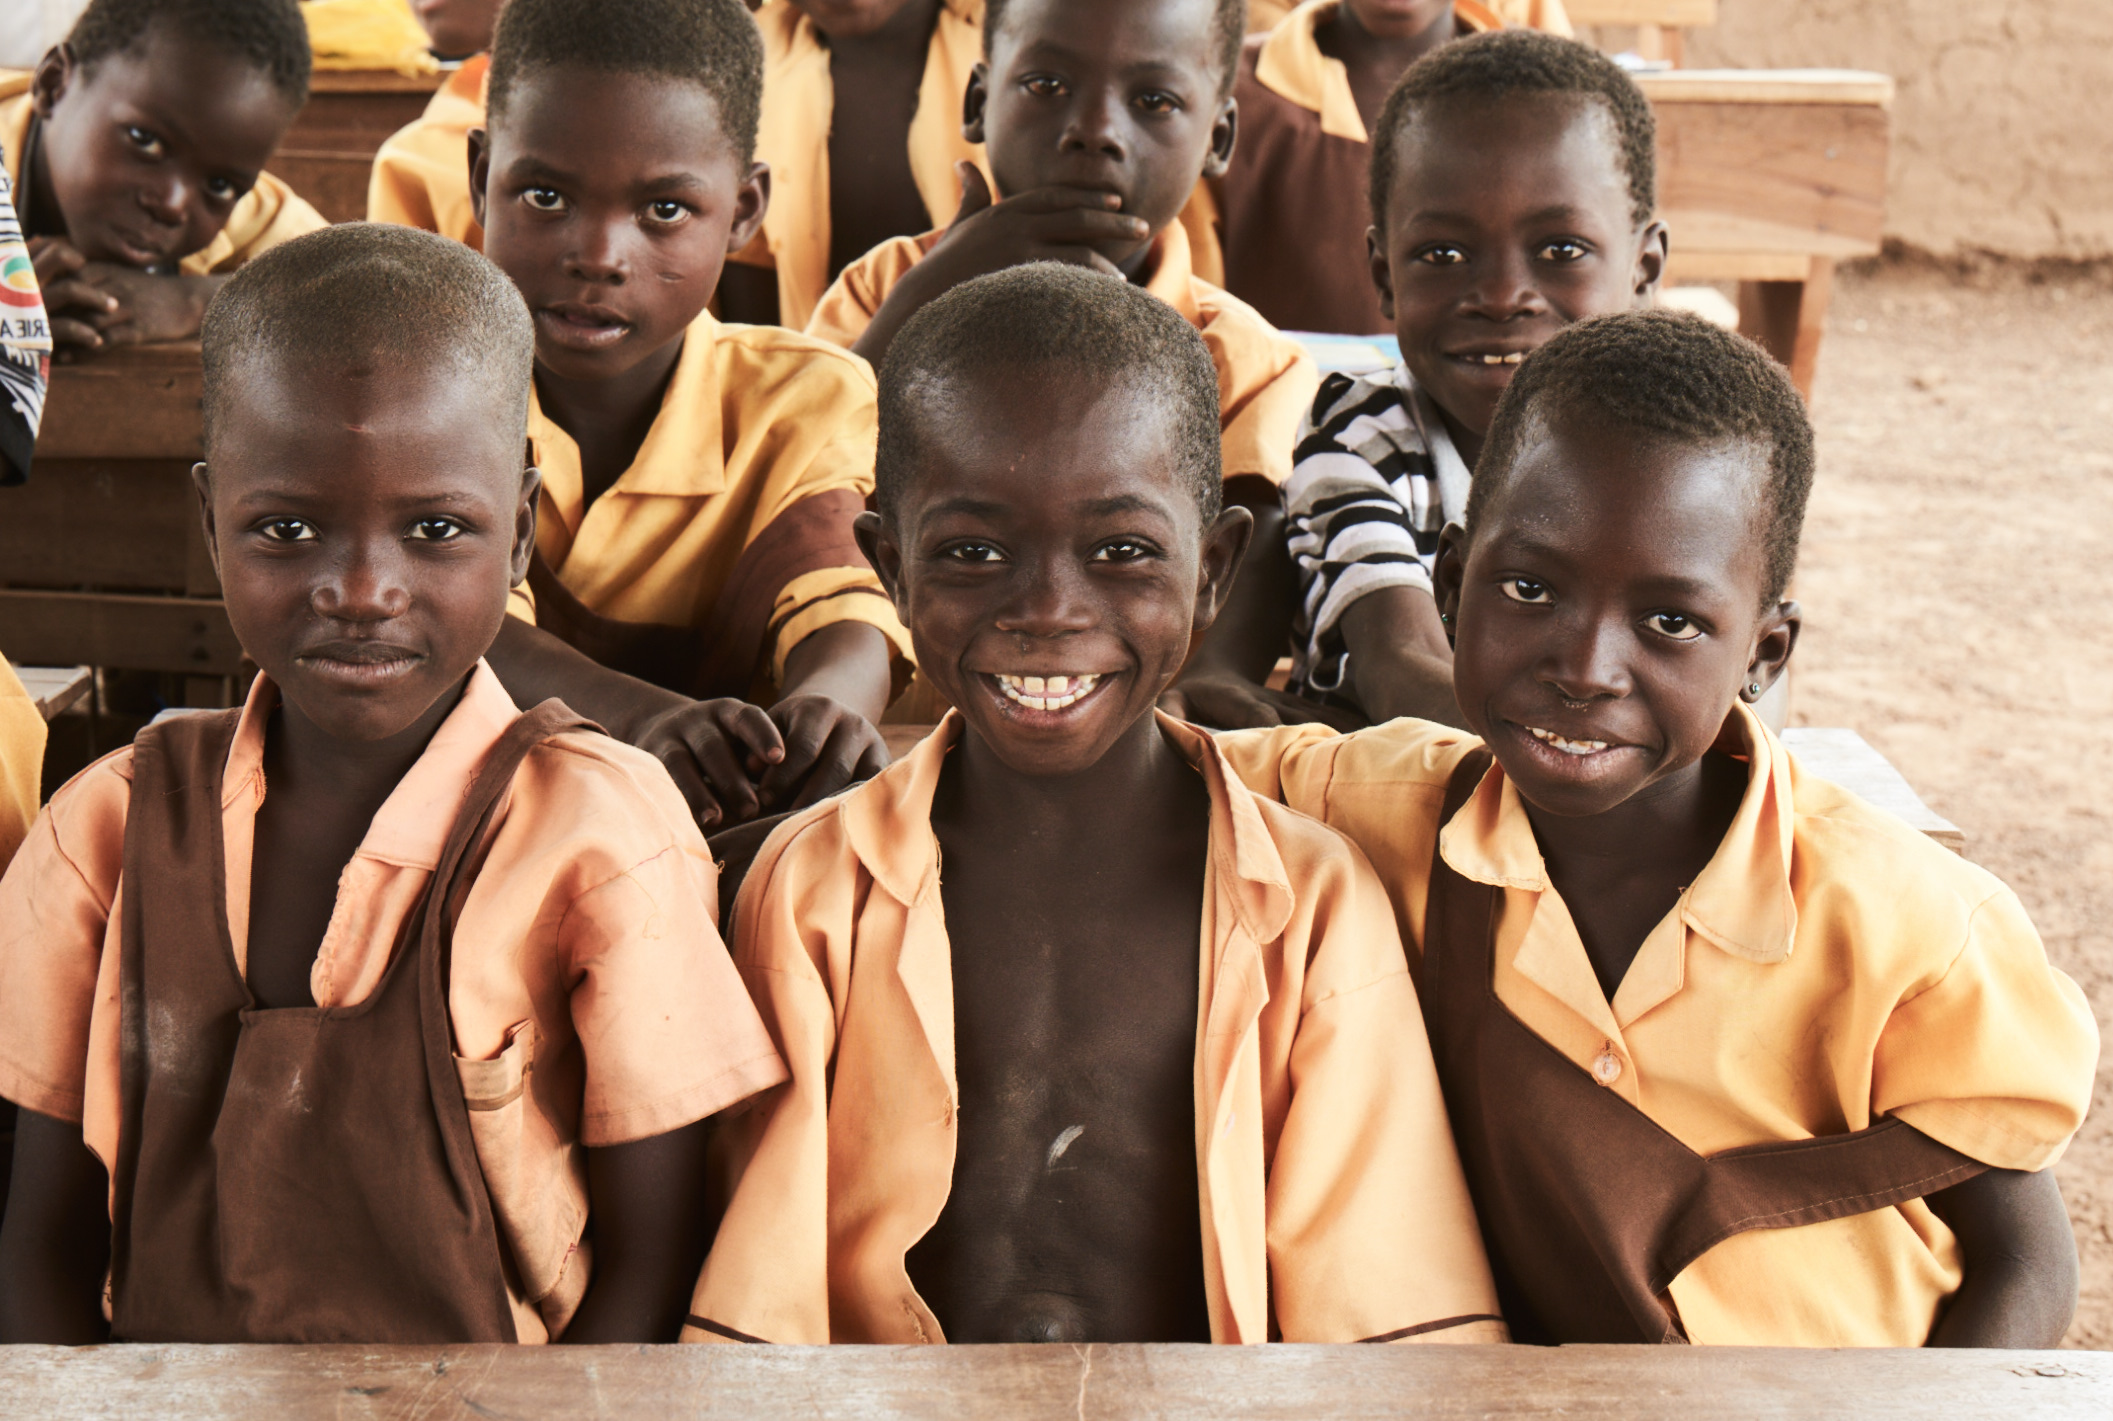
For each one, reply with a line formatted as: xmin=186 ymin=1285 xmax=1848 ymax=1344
xmin=921 ymin=163 xmax=1146 ymax=285
xmin=70 ymin=263 xmax=215 ymax=346
xmin=632 ymin=697 xmax=787 ymax=830
xmin=1159 ymin=669 xmax=1363 ymax=732
xmin=756 ymin=693 xmax=890 ymax=813
xmin=29 ymin=237 xmax=120 ymax=353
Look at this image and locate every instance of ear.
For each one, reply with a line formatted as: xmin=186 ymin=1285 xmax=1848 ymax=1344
xmin=1191 ymin=504 xmax=1254 ymax=636
xmin=1432 ymin=521 xmax=1469 ymax=650
xmin=1632 ymin=219 xmax=1669 ymax=304
xmin=511 ymin=466 xmax=542 ymax=586
xmin=30 ymin=44 xmax=73 ymax=118
xmin=191 ymin=461 xmax=223 ymax=583
xmin=854 ymin=510 xmax=908 ymax=610
xmin=1366 ymin=224 xmax=1396 ymax=321
xmin=467 ymin=127 xmax=491 ymax=230
xmin=1739 ymin=599 xmax=1800 ymax=704
xmin=1200 ymin=94 xmax=1239 ymax=181
xmin=727 ymin=160 xmax=771 ymax=256
xmin=962 ymin=62 xmax=990 ymax=144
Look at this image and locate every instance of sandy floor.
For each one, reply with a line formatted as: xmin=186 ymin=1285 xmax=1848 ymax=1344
xmin=1792 ymin=257 xmax=2113 ymax=1346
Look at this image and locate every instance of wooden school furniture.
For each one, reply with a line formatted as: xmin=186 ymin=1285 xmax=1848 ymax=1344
xmin=11 ymin=664 xmax=92 ymax=722
xmin=274 ymin=68 xmax=446 ymax=225
xmin=1568 ymin=0 xmax=1719 ymax=68
xmin=2 ymin=1341 xmax=2106 ymax=1418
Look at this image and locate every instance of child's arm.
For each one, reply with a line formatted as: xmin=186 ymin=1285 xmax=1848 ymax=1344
xmin=757 ymin=621 xmax=893 ymax=813
xmin=557 ymin=1118 xmax=717 ymax=1344
xmin=1336 ymin=588 xmax=1464 ymax=729
xmin=848 ymin=165 xmax=1148 ymax=368
xmin=0 ymin=1108 xmax=112 ymax=1343
xmin=28 ymin=239 xmax=225 ymax=354
xmin=1923 ymin=1166 xmax=2078 ymax=1347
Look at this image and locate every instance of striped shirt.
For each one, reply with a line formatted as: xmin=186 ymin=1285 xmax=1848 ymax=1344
xmin=1284 ymin=366 xmax=1471 ymax=700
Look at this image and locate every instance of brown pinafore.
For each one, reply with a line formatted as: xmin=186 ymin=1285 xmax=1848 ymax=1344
xmin=108 ymin=700 xmax=593 ymax=1343
xmin=1420 ymin=751 xmax=1988 ymax=1344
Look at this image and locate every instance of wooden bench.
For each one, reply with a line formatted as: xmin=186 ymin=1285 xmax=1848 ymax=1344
xmin=0 ymin=1341 xmax=2104 ymax=1418
xmin=10 ymin=665 xmax=92 ymax=722
xmin=274 ymin=68 xmax=446 ymax=224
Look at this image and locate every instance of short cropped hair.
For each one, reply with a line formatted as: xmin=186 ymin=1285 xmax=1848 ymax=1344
xmin=65 ymin=0 xmax=311 ymax=105
xmin=203 ymin=224 xmax=535 ymax=456
xmin=1369 ymin=30 xmax=1655 ymax=234
xmin=984 ymin=0 xmax=1247 ymax=98
xmin=1470 ymin=309 xmax=1814 ymax=607
xmin=877 ymin=263 xmax=1223 ymax=526
xmin=487 ymin=0 xmax=764 ymax=166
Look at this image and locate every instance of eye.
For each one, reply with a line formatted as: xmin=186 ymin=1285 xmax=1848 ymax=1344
xmin=204 ymin=176 xmax=240 ymax=201
xmin=939 ymin=540 xmax=1006 ymax=564
xmin=1415 ymin=244 xmax=1467 ymax=266
xmin=407 ymin=518 xmax=466 ymax=542
xmin=258 ymin=519 xmax=317 ymax=544
xmin=125 ymin=126 xmax=164 ymax=157
xmin=1536 ymin=238 xmax=1591 ymax=262
xmin=1134 ymin=90 xmax=1179 ymax=115
xmin=1022 ymin=74 xmax=1066 ymax=98
xmin=521 ymin=186 xmax=566 ymax=212
xmin=645 ymin=199 xmax=690 ymax=225
xmin=1089 ymin=538 xmax=1157 ymax=563
xmin=1645 ymin=611 xmax=1703 ymax=641
xmin=1498 ymin=577 xmax=1551 ymax=605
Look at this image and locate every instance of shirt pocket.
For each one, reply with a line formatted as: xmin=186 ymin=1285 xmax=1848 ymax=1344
xmin=456 ymin=1019 xmax=594 ymax=1336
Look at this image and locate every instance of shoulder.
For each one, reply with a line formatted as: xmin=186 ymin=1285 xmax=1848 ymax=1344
xmin=1297 ymin=367 xmax=1416 ymax=446
xmin=715 ymin=321 xmax=880 ymax=399
xmin=1327 ymin=718 xmax=1484 ymax=791
xmin=1189 ymin=275 xmax=1288 ymax=348
xmin=498 ymin=728 xmax=710 ymax=877
xmin=18 ymin=744 xmax=139 ymax=899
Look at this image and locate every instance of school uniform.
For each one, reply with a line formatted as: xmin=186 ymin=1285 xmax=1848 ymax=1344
xmin=806 ymin=221 xmax=1319 ymax=488
xmin=366 ymin=54 xmax=489 ymax=250
xmin=734 ymin=0 xmax=992 ymax=331
xmin=0 ymin=657 xmax=42 ymax=873
xmin=0 ymin=663 xmax=787 ymax=1343
xmin=0 ymin=164 xmax=46 ymax=485
xmin=509 ymin=313 xmax=912 ymax=699
xmin=0 ymin=73 xmax=326 ymax=273
xmin=1216 ymin=706 xmax=2100 ymax=1346
xmin=1214 ymin=0 xmax=1570 ymax=335
xmin=685 ymin=710 xmax=1505 ymax=1346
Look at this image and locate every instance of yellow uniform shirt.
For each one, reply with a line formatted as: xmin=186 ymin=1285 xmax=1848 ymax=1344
xmin=805 ymin=221 xmax=1318 ymax=487
xmin=1247 ymin=0 xmax=1569 ymax=42
xmin=365 ymin=54 xmax=488 ymax=249
xmin=686 ymin=711 xmax=1504 ymax=1346
xmin=511 ymin=313 xmax=911 ymax=689
xmin=1 ymin=75 xmax=326 ymax=274
xmin=1216 ymin=705 xmax=2100 ymax=1348
xmin=0 ymin=658 xmax=44 ymax=873
xmin=735 ymin=0 xmax=992 ymax=331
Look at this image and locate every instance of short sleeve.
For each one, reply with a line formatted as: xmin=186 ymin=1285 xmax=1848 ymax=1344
xmin=803 ymin=252 xmax=895 ymax=350
xmin=1203 ymin=303 xmax=1319 ymax=487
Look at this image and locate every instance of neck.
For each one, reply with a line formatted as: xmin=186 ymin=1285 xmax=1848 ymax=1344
xmin=1319 ymin=3 xmax=1457 ymax=75
xmin=532 ymin=333 xmax=687 ymax=497
xmin=938 ymin=712 xmax=1195 ymax=845
xmin=262 ymin=673 xmax=471 ymax=818
xmin=1521 ymin=749 xmax=1745 ymax=881
xmin=1117 ymin=230 xmax=1163 ymax=284
xmin=1435 ymin=403 xmax=1486 ymax=468
xmin=820 ymin=0 xmax=942 ymax=50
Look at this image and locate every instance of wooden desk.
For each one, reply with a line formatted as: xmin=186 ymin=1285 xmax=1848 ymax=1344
xmin=0 ymin=1342 xmax=2105 ymax=1418
xmin=11 ymin=665 xmax=92 ymax=722
xmin=275 ymin=69 xmax=445 ymax=224
xmin=1641 ymin=69 xmax=1895 ymax=396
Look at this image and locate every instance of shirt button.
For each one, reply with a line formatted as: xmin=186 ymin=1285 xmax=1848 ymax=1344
xmin=1591 ymin=1046 xmax=1624 ymax=1086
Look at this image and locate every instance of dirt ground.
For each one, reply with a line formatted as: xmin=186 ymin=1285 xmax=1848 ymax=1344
xmin=1790 ymin=256 xmax=2113 ymax=1346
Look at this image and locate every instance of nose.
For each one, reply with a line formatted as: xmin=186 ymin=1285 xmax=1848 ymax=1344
xmin=1059 ymin=88 xmax=1127 ymax=162
xmin=311 ymin=537 xmax=411 ymax=624
xmin=1538 ymin=612 xmax=1631 ymax=703
xmin=137 ymin=173 xmax=187 ymax=229
xmin=1459 ymin=245 xmax=1547 ymax=323
xmin=992 ymin=553 xmax=1096 ymax=640
xmin=564 ymin=217 xmax=630 ymax=285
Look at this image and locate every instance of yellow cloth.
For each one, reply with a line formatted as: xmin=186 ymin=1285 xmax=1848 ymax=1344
xmin=365 ymin=54 xmax=488 ymax=249
xmin=509 ymin=313 xmax=911 ymax=688
xmin=685 ymin=710 xmax=1505 ymax=1346
xmin=1 ymin=76 xmax=326 ymax=274
xmin=0 ymin=659 xmax=45 ymax=874
xmin=304 ymin=0 xmax=440 ymax=76
xmin=736 ymin=0 xmax=992 ymax=330
xmin=805 ymin=221 xmax=1317 ymax=486
xmin=1216 ymin=705 xmax=2101 ymax=1348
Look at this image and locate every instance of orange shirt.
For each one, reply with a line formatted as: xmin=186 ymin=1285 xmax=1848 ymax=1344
xmin=805 ymin=222 xmax=1318 ymax=486
xmin=0 ymin=663 xmax=788 ymax=1342
xmin=1248 ymin=0 xmax=1569 ymax=50
xmin=1217 ymin=705 xmax=2100 ymax=1347
xmin=365 ymin=55 xmax=489 ymax=250
xmin=686 ymin=711 xmax=1504 ymax=1347
xmin=0 ymin=657 xmax=44 ymax=872
xmin=736 ymin=0 xmax=993 ymax=330
xmin=1 ymin=75 xmax=327 ymax=274
xmin=510 ymin=312 xmax=912 ymax=689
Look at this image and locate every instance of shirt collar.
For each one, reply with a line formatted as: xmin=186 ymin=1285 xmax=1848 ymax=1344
xmin=1254 ymin=2 xmax=1369 ymax=143
xmin=1139 ymin=221 xmax=1203 ymax=327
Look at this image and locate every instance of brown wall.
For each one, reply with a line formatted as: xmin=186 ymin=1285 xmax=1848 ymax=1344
xmin=1654 ymin=0 xmax=2113 ymax=259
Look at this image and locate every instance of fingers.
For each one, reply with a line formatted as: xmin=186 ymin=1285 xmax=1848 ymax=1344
xmin=46 ymin=317 xmax=107 ymax=352
xmin=952 ymin=161 xmax=994 ymax=222
xmin=655 ymin=749 xmax=726 ymax=831
xmin=785 ymin=721 xmax=886 ymax=812
xmin=37 ymin=277 xmax=118 ymax=319
xmin=29 ymin=238 xmax=86 ymax=285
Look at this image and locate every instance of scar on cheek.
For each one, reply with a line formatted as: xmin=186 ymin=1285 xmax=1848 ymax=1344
xmin=1045 ymin=1124 xmax=1084 ymax=1168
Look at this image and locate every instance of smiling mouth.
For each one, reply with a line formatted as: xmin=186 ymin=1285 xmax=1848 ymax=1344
xmin=991 ymin=672 xmax=1104 ymax=712
xmin=1450 ymin=350 xmax=1528 ymax=368
xmin=1524 ymin=724 xmax=1611 ymax=756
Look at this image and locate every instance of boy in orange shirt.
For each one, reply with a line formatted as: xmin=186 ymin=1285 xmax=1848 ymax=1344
xmin=8 ymin=0 xmax=325 ymax=356
xmin=366 ymin=0 xmax=508 ymax=250
xmin=467 ymin=0 xmax=912 ymax=830
xmin=687 ymin=262 xmax=1500 ymax=1347
xmin=0 ymin=223 xmax=784 ymax=1345
xmin=1221 ymin=310 xmax=2099 ymax=1347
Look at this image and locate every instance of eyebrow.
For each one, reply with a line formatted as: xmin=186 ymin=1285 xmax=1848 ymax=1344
xmin=1008 ymin=38 xmax=1198 ymax=81
xmin=1406 ymin=203 xmax=1597 ymax=228
xmin=1498 ymin=534 xmax=1731 ymax=599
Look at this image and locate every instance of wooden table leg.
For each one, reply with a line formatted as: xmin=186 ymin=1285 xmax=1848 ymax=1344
xmin=1737 ymin=256 xmax=1835 ymax=400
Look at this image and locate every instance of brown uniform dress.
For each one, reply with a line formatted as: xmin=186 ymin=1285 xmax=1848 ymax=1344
xmin=1420 ymin=751 xmax=1990 ymax=1345
xmin=108 ymin=701 xmax=590 ymax=1344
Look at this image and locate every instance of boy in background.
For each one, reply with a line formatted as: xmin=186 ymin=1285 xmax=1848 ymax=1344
xmin=366 ymin=0 xmax=508 ymax=250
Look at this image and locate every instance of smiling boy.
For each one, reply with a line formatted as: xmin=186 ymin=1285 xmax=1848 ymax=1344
xmin=1222 ymin=310 xmax=2099 ymax=1347
xmin=5 ymin=0 xmax=325 ymax=356
xmin=0 ymin=224 xmax=785 ymax=1346
xmin=686 ymin=263 xmax=1499 ymax=1348
xmin=466 ymin=0 xmax=913 ymax=830
xmin=1284 ymin=31 xmax=1664 ymax=729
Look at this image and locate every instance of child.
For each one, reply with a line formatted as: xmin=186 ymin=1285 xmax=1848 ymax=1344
xmin=0 ymin=223 xmax=786 ymax=1345
xmin=686 ymin=262 xmax=1501 ymax=1347
xmin=366 ymin=0 xmax=508 ymax=250
xmin=7 ymin=0 xmax=326 ymax=356
xmin=0 ymin=166 xmax=49 ymax=872
xmin=1216 ymin=0 xmax=1572 ymax=336
xmin=807 ymin=0 xmax=1320 ymax=728
xmin=467 ymin=0 xmax=913 ymax=830
xmin=1284 ymin=31 xmax=1665 ymax=728
xmin=1222 ymin=310 xmax=2100 ymax=1347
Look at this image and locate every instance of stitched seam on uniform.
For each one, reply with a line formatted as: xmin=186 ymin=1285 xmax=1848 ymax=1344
xmin=1302 ymin=962 xmax=1412 ymax=1015
xmin=1358 ymin=1314 xmax=1504 ymax=1343
xmin=463 ymin=1073 xmax=530 ymax=1112
xmin=687 ymin=1314 xmax=769 ymax=1344
xmin=1687 ymin=1163 xmax=1984 ymax=1242
xmin=580 ymin=1049 xmax=788 ymax=1143
xmin=1889 ymin=886 xmax=2012 ymax=1018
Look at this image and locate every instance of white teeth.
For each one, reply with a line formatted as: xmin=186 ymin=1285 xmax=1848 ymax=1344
xmin=1477 ymin=352 xmax=1526 ymax=365
xmin=1527 ymin=725 xmax=1609 ymax=755
xmin=994 ymin=672 xmax=1101 ymax=712
xmin=1024 ymin=675 xmax=1045 ymax=693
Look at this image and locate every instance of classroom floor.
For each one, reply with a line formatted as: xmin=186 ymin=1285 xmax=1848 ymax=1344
xmin=1790 ymin=255 xmax=2113 ymax=1347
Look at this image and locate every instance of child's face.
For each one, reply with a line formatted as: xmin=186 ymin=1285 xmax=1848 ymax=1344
xmin=970 ymin=0 xmax=1235 ymax=265
xmin=1371 ymin=94 xmax=1665 ymax=445
xmin=412 ymin=0 xmax=507 ymax=58
xmin=196 ymin=357 xmax=537 ymax=745
xmin=857 ymin=365 xmax=1249 ymax=778
xmin=1433 ymin=412 xmax=1796 ymax=821
xmin=30 ymin=27 xmax=301 ymax=269
xmin=471 ymin=67 xmax=768 ymax=385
